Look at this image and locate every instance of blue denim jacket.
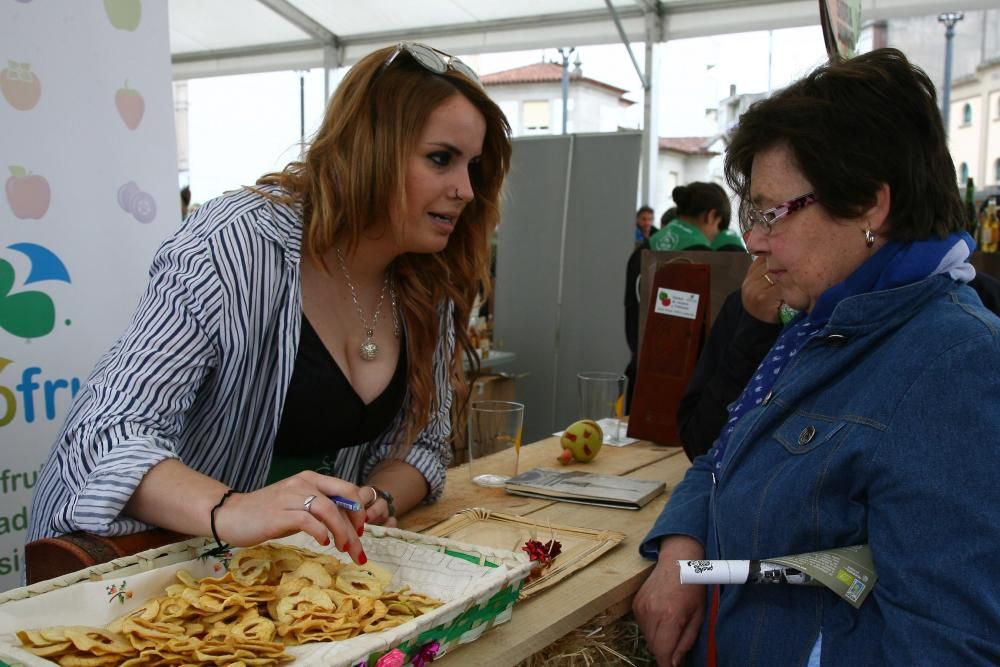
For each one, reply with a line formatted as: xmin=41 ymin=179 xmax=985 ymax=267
xmin=642 ymin=275 xmax=1000 ymax=666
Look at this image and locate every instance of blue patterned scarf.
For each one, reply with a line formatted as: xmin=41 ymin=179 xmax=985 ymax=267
xmin=711 ymin=232 xmax=976 ymax=479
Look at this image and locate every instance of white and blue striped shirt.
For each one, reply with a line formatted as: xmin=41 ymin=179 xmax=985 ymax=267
xmin=27 ymin=186 xmax=453 ymax=542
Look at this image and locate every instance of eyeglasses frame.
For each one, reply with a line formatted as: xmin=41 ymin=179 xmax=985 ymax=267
xmin=742 ymin=192 xmax=817 ymax=236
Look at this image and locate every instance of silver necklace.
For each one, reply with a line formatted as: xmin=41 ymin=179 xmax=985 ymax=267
xmin=335 ymin=248 xmax=398 ymax=361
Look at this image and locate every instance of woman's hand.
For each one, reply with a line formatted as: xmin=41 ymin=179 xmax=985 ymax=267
xmin=633 ymin=535 xmax=707 ymax=667
xmin=215 ymin=471 xmax=368 ymax=564
xmin=741 ymin=255 xmax=783 ymax=323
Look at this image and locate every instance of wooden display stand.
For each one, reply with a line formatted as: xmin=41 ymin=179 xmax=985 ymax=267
xmin=627 ymin=262 xmax=711 ymax=446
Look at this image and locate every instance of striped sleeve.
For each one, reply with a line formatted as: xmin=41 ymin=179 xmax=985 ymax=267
xmin=48 ymin=228 xmax=222 ymax=537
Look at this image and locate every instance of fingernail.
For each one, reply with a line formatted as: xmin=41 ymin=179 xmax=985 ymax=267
xmin=322 ymin=536 xmax=331 ymax=547
xmin=357 ymin=525 xmax=365 ymax=537
xmin=358 ymin=550 xmax=368 ymax=565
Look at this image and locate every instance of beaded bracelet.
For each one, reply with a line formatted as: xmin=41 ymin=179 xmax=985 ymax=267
xmin=210 ymin=488 xmax=236 ymax=551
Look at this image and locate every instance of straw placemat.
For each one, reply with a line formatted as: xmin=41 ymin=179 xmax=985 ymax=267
xmin=423 ymin=508 xmax=625 ymax=600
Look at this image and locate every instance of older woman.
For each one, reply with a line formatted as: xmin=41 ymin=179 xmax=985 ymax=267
xmin=633 ymin=49 xmax=1000 ymax=666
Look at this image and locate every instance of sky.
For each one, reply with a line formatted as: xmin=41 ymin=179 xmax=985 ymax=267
xmin=183 ymin=26 xmax=828 ymax=205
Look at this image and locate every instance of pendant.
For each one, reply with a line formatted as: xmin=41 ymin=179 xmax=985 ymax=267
xmin=360 ymin=329 xmax=377 ymax=361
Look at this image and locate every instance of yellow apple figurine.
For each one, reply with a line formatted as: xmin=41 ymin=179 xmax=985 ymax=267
xmin=558 ymin=419 xmax=604 ymax=464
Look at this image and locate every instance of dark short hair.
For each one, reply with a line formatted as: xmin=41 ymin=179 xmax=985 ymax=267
xmin=725 ymin=48 xmax=963 ymax=242
xmin=672 ymin=182 xmax=732 ymax=229
xmin=636 ymin=205 xmax=654 ymax=218
xmin=660 ymin=206 xmax=677 ymax=226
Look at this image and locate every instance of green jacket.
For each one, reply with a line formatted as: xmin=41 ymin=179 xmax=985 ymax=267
xmin=649 ymin=219 xmax=745 ymax=251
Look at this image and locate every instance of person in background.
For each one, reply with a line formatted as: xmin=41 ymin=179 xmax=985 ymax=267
xmin=27 ymin=42 xmax=511 ymax=568
xmin=649 ymin=181 xmax=742 ymax=251
xmin=624 ymin=207 xmax=653 ymax=411
xmin=180 ymin=185 xmax=191 ymax=219
xmin=634 ymin=204 xmax=656 ymax=246
xmin=658 ymin=206 xmax=677 ymax=231
xmin=624 ymin=186 xmax=738 ymax=413
xmin=634 ymin=49 xmax=1000 ymax=665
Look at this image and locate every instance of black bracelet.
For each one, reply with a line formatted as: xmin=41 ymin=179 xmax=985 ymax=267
xmin=210 ymin=488 xmax=236 ymax=550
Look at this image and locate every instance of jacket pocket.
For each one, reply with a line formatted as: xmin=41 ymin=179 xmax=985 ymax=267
xmin=775 ymin=412 xmax=847 ymax=455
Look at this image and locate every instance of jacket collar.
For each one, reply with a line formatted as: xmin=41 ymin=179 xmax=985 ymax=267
xmin=244 ymin=184 xmax=303 ymax=268
xmin=822 ymin=274 xmax=955 ymax=333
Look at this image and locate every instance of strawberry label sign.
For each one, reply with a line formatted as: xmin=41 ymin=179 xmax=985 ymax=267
xmin=115 ymin=81 xmax=145 ymax=130
xmin=654 ymin=287 xmax=699 ymax=320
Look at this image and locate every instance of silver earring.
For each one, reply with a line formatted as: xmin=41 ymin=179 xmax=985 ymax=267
xmin=864 ymin=225 xmax=875 ymax=249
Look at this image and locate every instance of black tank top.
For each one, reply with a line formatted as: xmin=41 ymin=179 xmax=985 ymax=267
xmin=273 ymin=315 xmax=407 ymax=458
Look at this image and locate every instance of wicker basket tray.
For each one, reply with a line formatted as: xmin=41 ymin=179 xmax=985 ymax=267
xmin=425 ymin=508 xmax=625 ymax=600
xmin=0 ymin=525 xmax=534 ymax=666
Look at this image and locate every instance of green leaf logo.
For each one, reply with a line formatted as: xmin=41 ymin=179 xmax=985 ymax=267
xmin=0 ymin=258 xmax=55 ymax=338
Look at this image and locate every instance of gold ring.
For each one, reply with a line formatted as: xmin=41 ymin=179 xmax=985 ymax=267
xmin=362 ymin=486 xmax=379 ymax=509
xmin=303 ymin=495 xmax=317 ymax=512
xmin=763 ymin=274 xmax=775 ymax=286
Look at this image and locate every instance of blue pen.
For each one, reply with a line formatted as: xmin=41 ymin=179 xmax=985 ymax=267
xmin=329 ymin=495 xmax=362 ymax=512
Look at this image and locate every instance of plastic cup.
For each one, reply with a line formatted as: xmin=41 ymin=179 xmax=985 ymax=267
xmin=577 ymin=371 xmax=626 ymax=444
xmin=468 ymin=400 xmax=524 ymax=487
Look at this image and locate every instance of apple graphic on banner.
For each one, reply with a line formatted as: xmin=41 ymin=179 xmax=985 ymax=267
xmin=6 ymin=166 xmax=50 ymax=219
xmin=115 ymin=82 xmax=144 ymax=130
xmin=104 ymin=0 xmax=141 ymax=31
xmin=0 ymin=61 xmax=41 ymax=111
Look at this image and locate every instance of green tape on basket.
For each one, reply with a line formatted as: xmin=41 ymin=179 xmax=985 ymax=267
xmin=363 ymin=583 xmax=525 ymax=665
xmin=443 ymin=548 xmax=500 ymax=568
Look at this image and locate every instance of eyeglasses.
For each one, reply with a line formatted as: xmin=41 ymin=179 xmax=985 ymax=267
xmin=380 ymin=41 xmax=482 ymax=88
xmin=742 ymin=192 xmax=817 ymax=236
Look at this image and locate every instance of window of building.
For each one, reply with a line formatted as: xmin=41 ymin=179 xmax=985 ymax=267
xmin=995 ymin=158 xmax=1000 ymax=184
xmin=962 ymin=103 xmax=972 ymax=125
xmin=959 ymin=162 xmax=969 ymax=184
xmin=668 ymin=171 xmax=679 ymax=192
xmin=523 ymin=100 xmax=550 ymax=134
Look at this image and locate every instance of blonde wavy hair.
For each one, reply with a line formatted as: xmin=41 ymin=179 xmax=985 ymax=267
xmin=256 ymin=44 xmax=512 ymax=453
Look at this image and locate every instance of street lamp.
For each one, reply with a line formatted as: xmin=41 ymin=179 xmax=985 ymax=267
xmin=557 ymin=47 xmax=575 ymax=135
xmin=937 ymin=11 xmax=963 ymax=136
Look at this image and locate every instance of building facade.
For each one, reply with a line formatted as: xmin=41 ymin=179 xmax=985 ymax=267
xmin=949 ymin=58 xmax=1000 ymax=191
xmin=481 ymin=61 xmax=636 ymax=136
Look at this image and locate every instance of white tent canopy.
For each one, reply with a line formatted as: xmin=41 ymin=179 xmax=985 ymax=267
xmin=169 ymin=0 xmax=995 ymax=79
xmin=168 ymin=0 xmax=994 ymax=205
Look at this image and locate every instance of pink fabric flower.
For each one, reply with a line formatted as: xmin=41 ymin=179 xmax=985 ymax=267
xmin=375 ymin=648 xmax=406 ymax=667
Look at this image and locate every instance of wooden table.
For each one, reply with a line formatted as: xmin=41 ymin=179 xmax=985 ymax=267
xmin=398 ymin=436 xmax=692 ymax=666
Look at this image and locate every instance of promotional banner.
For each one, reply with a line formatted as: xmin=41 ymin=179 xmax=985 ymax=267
xmin=0 ymin=0 xmax=177 ymax=590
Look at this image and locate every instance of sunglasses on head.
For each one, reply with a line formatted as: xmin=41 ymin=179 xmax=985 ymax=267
xmin=379 ymin=41 xmax=482 ymax=88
